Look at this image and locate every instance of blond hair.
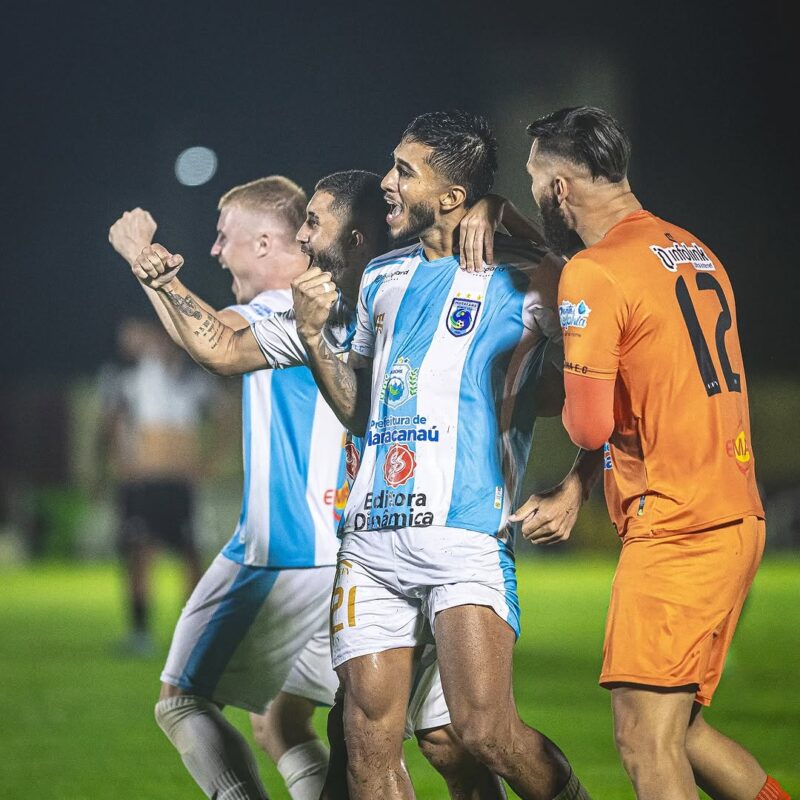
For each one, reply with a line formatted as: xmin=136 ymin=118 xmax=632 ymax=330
xmin=218 ymin=176 xmax=307 ymax=235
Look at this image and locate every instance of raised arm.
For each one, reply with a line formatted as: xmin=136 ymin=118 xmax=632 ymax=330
xmin=109 ymin=209 xmax=251 ymax=347
xmin=291 ymin=267 xmax=373 ymax=436
xmin=132 ymin=244 xmax=268 ymax=377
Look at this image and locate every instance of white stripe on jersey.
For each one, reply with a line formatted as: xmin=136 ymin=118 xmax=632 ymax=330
xmin=412 ymin=266 xmax=494 ymax=520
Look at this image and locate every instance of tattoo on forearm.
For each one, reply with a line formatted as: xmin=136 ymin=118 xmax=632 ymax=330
xmin=193 ymin=313 xmax=225 ymax=350
xmin=165 ymin=290 xmax=203 ymax=320
xmin=316 ymin=339 xmax=357 ymax=405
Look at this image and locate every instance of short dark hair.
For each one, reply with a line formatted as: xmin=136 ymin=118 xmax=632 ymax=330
xmin=401 ymin=110 xmax=498 ymax=206
xmin=526 ymin=106 xmax=631 ymax=183
xmin=314 ymin=170 xmax=388 ymax=249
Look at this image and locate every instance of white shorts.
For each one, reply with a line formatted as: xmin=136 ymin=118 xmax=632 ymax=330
xmin=404 ymin=645 xmax=450 ymax=738
xmin=330 ymin=526 xmax=519 ymax=670
xmin=161 ymin=554 xmax=338 ymax=714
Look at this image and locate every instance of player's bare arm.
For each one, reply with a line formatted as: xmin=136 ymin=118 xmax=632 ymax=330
xmin=459 ymin=194 xmax=544 ymax=272
xmin=132 ymin=244 xmax=267 ymax=377
xmin=509 ymin=447 xmax=603 ymax=545
xmin=292 ymin=267 xmax=372 ymax=436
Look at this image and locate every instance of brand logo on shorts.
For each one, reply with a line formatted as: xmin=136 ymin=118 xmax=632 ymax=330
xmin=345 ymin=440 xmax=361 ymax=481
xmin=447 ymin=295 xmax=481 ymax=337
xmin=603 ymin=442 xmax=613 ymax=471
xmin=383 ymin=443 xmax=416 ymax=488
xmin=379 ymin=356 xmax=418 ymax=409
xmin=559 ymin=299 xmax=591 ymax=330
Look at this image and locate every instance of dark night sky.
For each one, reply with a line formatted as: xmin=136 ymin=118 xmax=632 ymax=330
xmin=3 ymin=0 xmax=795 ymax=386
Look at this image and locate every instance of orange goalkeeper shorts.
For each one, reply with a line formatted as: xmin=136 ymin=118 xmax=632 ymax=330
xmin=599 ymin=515 xmax=765 ymax=705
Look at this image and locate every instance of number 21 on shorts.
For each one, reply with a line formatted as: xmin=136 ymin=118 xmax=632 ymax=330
xmin=331 ymin=560 xmax=358 ymax=634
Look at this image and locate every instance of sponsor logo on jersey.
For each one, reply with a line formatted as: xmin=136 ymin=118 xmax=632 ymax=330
xmin=345 ymin=440 xmax=361 ymax=481
xmin=726 ymin=430 xmax=752 ymax=473
xmin=383 ymin=443 xmax=416 ymax=488
xmin=379 ymin=356 xmax=418 ymax=409
xmin=353 ymin=490 xmax=434 ymax=530
xmin=559 ymin=299 xmax=592 ymax=330
xmin=447 ymin=295 xmax=482 ymax=337
xmin=649 ymin=241 xmax=715 ymax=272
xmin=366 ymin=425 xmax=438 ymax=447
xmin=603 ymin=442 xmax=613 ymax=471
xmin=494 ymin=486 xmax=503 ymax=510
xmin=325 ymin=480 xmax=351 ymax=524
xmin=374 ymin=312 xmax=385 ymax=333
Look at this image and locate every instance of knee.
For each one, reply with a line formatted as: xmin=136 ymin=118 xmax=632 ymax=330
xmin=449 ymin=710 xmax=511 ymax=772
xmin=613 ymin=714 xmax=684 ymax=776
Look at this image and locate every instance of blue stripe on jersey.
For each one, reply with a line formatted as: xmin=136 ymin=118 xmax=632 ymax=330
xmin=266 ymin=368 xmax=318 ymax=565
xmin=446 ymin=269 xmax=525 ymax=533
xmin=497 ymin=540 xmax=520 ymax=638
xmin=366 ymin=259 xmax=457 ymax=529
xmin=222 ymin=374 xmax=253 ymax=562
xmin=177 ymin=563 xmax=280 ymax=696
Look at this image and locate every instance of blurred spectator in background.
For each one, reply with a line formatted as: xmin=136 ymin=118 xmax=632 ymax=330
xmin=95 ymin=318 xmax=216 ymax=655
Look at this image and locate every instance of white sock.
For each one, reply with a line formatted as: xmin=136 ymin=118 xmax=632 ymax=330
xmin=276 ymin=739 xmax=329 ymax=800
xmin=155 ymin=696 xmax=267 ymax=800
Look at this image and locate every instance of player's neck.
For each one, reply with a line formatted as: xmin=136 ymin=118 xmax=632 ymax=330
xmin=575 ymin=189 xmax=642 ymax=248
xmin=419 ymin=211 xmax=465 ymax=261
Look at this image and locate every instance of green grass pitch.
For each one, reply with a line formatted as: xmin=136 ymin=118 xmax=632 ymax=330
xmin=1 ymin=556 xmax=797 ymax=798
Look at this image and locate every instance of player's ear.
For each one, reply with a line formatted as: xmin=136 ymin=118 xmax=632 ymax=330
xmin=348 ymin=229 xmax=365 ymax=250
xmin=255 ymin=232 xmax=271 ymax=257
xmin=440 ymin=185 xmax=467 ymax=212
xmin=554 ymin=176 xmax=568 ymax=206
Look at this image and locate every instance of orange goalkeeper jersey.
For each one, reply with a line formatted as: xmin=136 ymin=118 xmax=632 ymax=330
xmin=558 ymin=210 xmax=764 ymax=538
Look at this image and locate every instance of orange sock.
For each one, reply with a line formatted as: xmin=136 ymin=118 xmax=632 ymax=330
xmin=756 ymin=776 xmax=791 ymax=800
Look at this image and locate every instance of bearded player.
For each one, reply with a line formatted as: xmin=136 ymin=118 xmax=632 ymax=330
xmin=525 ymin=106 xmax=789 ymax=800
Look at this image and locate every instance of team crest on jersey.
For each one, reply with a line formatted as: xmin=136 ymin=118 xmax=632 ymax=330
xmin=559 ymin=299 xmax=592 ymax=330
xmin=379 ymin=356 xmax=419 ymax=408
xmin=383 ymin=443 xmax=416 ymax=488
xmin=345 ymin=440 xmax=361 ymax=481
xmin=446 ymin=295 xmax=481 ymax=337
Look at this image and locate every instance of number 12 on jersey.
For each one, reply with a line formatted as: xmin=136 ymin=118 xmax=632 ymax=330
xmin=675 ymin=272 xmax=741 ymax=397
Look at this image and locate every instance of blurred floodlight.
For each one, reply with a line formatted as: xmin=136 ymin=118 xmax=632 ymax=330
xmin=175 ymin=146 xmax=218 ymax=186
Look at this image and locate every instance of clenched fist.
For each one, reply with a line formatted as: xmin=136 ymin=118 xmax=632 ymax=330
xmin=109 ymin=208 xmax=157 ymax=265
xmin=292 ymin=267 xmax=338 ymax=342
xmin=132 ymin=244 xmax=185 ymax=289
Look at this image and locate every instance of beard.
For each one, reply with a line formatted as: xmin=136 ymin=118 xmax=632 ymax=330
xmin=309 ymin=240 xmax=348 ymax=283
xmin=391 ymin=200 xmax=436 ymax=241
xmin=539 ymin=191 xmax=574 ymax=256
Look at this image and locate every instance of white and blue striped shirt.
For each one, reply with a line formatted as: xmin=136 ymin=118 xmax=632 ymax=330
xmin=220 ymin=289 xmax=350 ymax=568
xmin=343 ymin=238 xmax=562 ymax=542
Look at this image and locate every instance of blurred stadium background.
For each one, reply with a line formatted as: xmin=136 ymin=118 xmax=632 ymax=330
xmin=1 ymin=1 xmax=796 ymax=797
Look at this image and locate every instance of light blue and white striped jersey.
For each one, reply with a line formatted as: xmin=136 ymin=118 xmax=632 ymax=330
xmin=220 ymin=289 xmax=349 ymax=568
xmin=343 ymin=237 xmax=563 ymax=541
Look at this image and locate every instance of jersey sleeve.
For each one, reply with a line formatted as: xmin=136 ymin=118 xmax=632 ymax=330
xmin=350 ymin=273 xmax=376 ymax=359
xmin=521 ymin=251 xmax=564 ymax=342
xmin=223 ymin=298 xmax=275 ymax=324
xmin=558 ymin=254 xmax=626 ymax=380
xmin=250 ymin=310 xmax=309 ymax=369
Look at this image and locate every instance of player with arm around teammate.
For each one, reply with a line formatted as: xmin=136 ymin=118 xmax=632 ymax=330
xmin=292 ymin=110 xmax=597 ymax=800
xmin=525 ymin=106 xmax=790 ymax=800
xmin=119 ymin=171 xmax=517 ymax=800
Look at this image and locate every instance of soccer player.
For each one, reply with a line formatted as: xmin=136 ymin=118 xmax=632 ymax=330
xmin=291 ymin=110 xmax=596 ymax=800
xmin=119 ymin=171 xmax=510 ymax=800
xmin=525 ymin=106 xmax=790 ymax=800
xmin=95 ymin=317 xmax=213 ymax=655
